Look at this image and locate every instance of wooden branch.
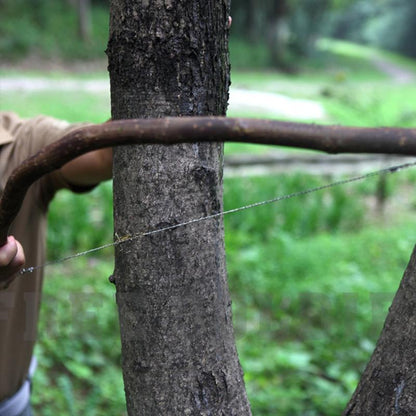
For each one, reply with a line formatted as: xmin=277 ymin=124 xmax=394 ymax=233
xmin=1 ymin=116 xmax=415 ymax=244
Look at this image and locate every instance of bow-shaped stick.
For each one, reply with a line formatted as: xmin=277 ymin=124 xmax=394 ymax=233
xmin=1 ymin=116 xmax=416 ymax=244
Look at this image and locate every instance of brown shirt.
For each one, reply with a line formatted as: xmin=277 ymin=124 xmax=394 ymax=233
xmin=0 ymin=112 xmax=90 ymax=401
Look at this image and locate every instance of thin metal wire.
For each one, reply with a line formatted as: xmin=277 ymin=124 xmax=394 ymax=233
xmin=19 ymin=159 xmax=416 ymax=275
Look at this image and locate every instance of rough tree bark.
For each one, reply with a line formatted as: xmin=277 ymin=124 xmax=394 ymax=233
xmin=343 ymin=245 xmax=416 ymax=415
xmin=106 ymin=0 xmax=251 ymax=414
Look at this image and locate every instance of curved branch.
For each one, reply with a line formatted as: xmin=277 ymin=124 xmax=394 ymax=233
xmin=1 ymin=116 xmax=415 ymax=244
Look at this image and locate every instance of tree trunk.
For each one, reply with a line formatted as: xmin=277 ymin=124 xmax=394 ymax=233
xmin=343 ymin=245 xmax=416 ymax=415
xmin=77 ymin=0 xmax=91 ymax=43
xmin=246 ymin=0 xmax=257 ymax=43
xmin=107 ymin=1 xmax=251 ymax=414
xmin=266 ymin=0 xmax=290 ymax=69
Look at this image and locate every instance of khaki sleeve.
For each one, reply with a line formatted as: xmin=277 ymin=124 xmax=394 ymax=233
xmin=5 ymin=114 xmax=95 ymax=209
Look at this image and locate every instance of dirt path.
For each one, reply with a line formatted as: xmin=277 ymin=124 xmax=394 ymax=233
xmin=372 ymin=56 xmax=416 ymax=84
xmin=0 ymin=77 xmax=327 ymax=121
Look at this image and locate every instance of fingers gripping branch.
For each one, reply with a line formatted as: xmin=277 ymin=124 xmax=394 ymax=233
xmin=0 ymin=236 xmax=25 ymax=289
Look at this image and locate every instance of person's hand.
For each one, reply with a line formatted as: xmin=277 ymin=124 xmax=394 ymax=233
xmin=0 ymin=236 xmax=25 ymax=289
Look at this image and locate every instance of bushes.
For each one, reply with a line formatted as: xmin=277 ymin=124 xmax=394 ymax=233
xmin=47 ymin=182 xmax=113 ymax=259
xmin=0 ymin=0 xmax=109 ymax=60
xmin=41 ymin=170 xmax=416 ymax=415
xmin=329 ymin=0 xmax=416 ymax=58
xmin=224 ymin=174 xmax=415 ymax=415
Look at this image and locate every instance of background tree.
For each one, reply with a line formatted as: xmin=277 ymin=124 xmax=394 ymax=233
xmin=2 ymin=1 xmax=416 ymax=63
xmin=106 ymin=0 xmax=251 ymax=414
xmin=77 ymin=0 xmax=92 ymax=43
xmin=344 ymin=246 xmax=416 ymax=414
xmin=231 ymin=0 xmax=332 ymax=69
xmin=328 ymin=0 xmax=416 ymax=58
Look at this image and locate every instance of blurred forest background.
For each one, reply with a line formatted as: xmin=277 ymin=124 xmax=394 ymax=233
xmin=1 ymin=1 xmax=416 ymax=415
xmin=1 ymin=0 xmax=416 ymax=67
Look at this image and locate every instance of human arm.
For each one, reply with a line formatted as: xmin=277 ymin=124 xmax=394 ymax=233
xmin=0 ymin=114 xmax=113 ymax=288
xmin=60 ymin=147 xmax=113 ymax=187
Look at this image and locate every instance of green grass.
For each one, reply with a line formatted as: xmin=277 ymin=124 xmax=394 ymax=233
xmin=317 ymin=38 xmax=416 ymax=74
xmin=321 ymin=84 xmax=416 ymax=127
xmin=32 ymin=259 xmax=124 ymax=416
xmin=2 ymin=41 xmax=416 ymax=415
xmin=229 ymin=38 xmax=416 ymax=129
xmin=3 ymin=72 xmax=414 ymax=130
xmin=0 ymin=89 xmax=110 ymax=124
xmin=32 ymin=170 xmax=416 ymax=415
xmin=228 ymin=198 xmax=416 ymax=415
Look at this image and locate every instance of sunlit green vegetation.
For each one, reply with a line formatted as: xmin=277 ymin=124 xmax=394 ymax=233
xmin=32 ymin=169 xmax=416 ymax=415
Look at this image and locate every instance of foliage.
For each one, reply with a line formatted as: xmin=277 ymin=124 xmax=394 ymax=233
xmin=366 ymin=0 xmax=416 ymax=58
xmin=2 ymin=0 xmax=416 ymax=69
xmin=0 ymin=0 xmax=109 ymax=60
xmin=328 ymin=0 xmax=416 ymax=58
xmin=47 ymin=183 xmax=113 ymax=259
xmin=230 ymin=0 xmax=332 ymax=68
xmin=223 ymin=173 xmax=366 ymax=238
xmin=230 ymin=0 xmax=416 ymax=68
xmin=229 ymin=39 xmax=273 ymax=70
xmin=227 ymin=207 xmax=416 ymax=415
xmin=33 ymin=169 xmax=416 ymax=415
xmin=32 ymin=259 xmax=126 ymax=416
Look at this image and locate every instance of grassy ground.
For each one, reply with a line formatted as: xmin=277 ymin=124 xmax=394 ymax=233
xmin=2 ymin=41 xmax=416 ymax=415
xmin=34 ymin=173 xmax=416 ymax=416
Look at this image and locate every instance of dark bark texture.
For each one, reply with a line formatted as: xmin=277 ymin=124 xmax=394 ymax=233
xmin=107 ymin=0 xmax=251 ymax=414
xmin=344 ymin=245 xmax=416 ymax=415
